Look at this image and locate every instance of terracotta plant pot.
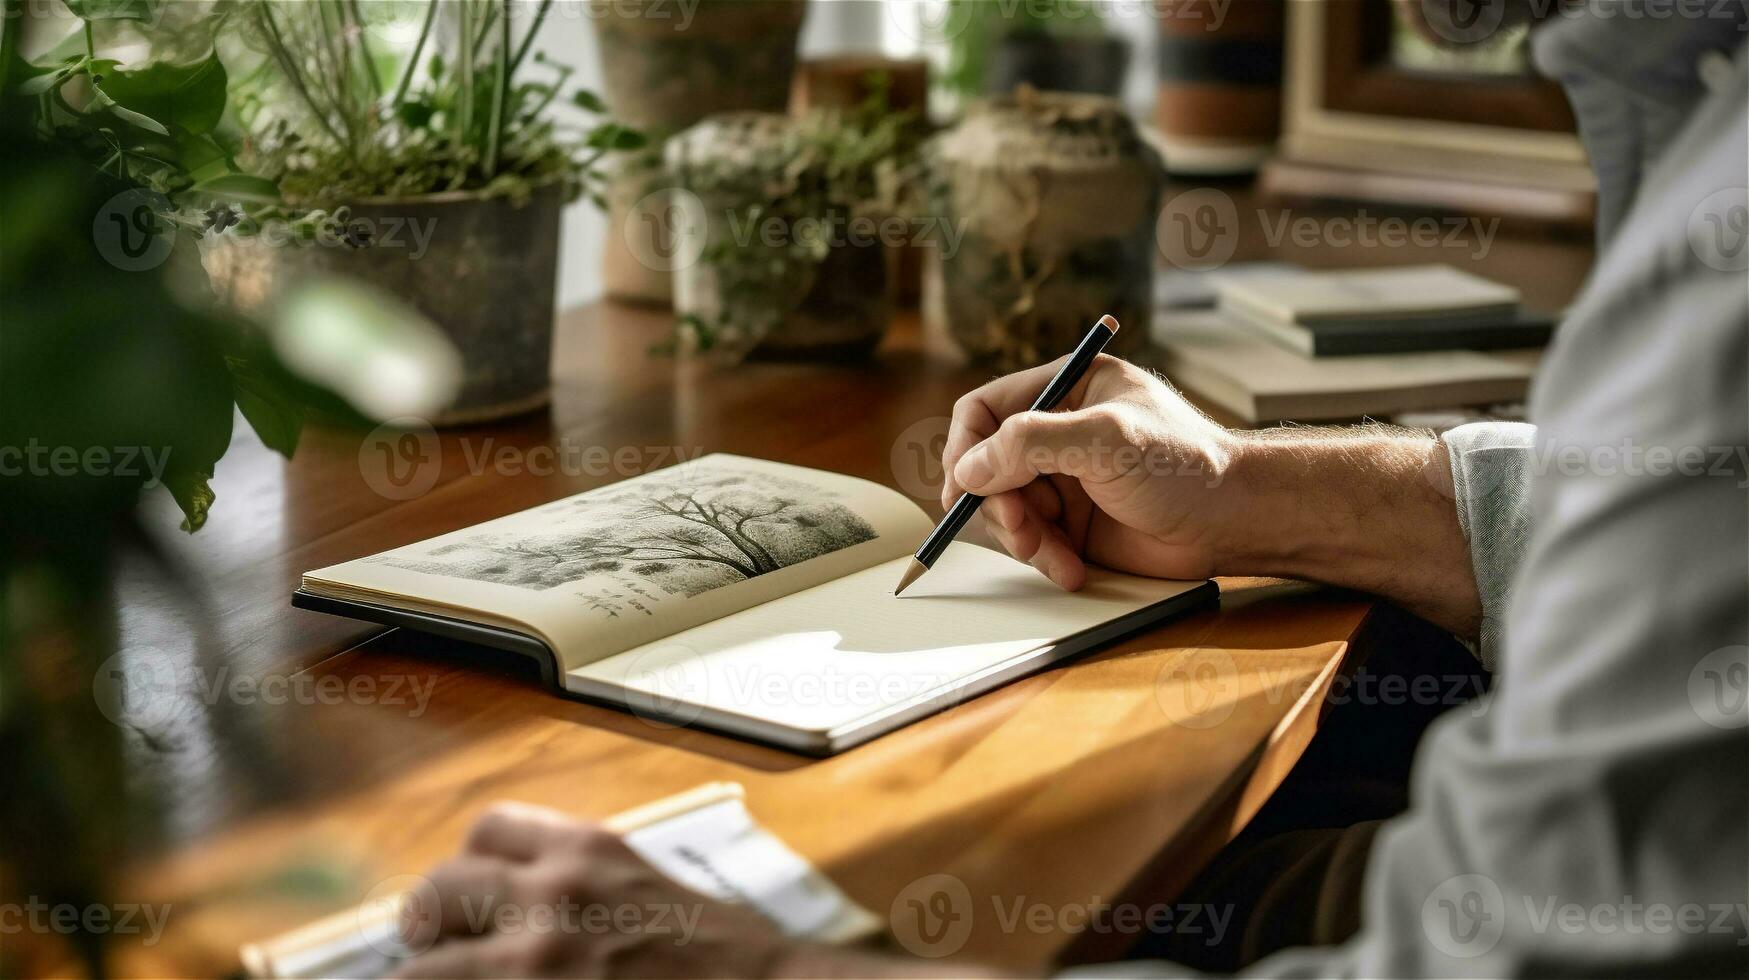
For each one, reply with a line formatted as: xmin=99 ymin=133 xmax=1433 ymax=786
xmin=592 ymin=0 xmax=808 ymax=306
xmin=666 ymin=112 xmax=893 ymax=362
xmin=923 ymin=90 xmax=1165 ymax=369
xmin=202 ymin=185 xmax=562 ymax=426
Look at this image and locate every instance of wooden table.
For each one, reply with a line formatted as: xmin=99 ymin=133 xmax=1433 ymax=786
xmin=97 ymin=198 xmax=1594 ymax=975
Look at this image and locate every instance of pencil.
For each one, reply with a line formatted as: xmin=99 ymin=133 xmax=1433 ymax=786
xmin=894 ymin=314 xmax=1121 ymax=596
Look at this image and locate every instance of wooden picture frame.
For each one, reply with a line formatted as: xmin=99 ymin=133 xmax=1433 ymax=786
xmin=1262 ymin=0 xmax=1595 ymax=228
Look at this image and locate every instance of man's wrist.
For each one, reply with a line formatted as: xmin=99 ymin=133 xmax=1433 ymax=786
xmin=1213 ymin=427 xmax=1479 ymax=636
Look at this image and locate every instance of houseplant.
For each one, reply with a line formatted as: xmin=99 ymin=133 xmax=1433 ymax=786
xmin=206 ymin=0 xmax=644 ymax=424
xmin=923 ymin=89 xmax=1162 ymax=369
xmin=591 ymin=0 xmax=809 ymax=306
xmin=664 ymin=83 xmax=918 ymax=361
xmin=2 ymin=3 xmax=458 ymax=973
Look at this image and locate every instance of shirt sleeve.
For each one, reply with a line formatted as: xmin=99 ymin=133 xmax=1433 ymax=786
xmin=1441 ymin=421 xmax=1538 ymax=670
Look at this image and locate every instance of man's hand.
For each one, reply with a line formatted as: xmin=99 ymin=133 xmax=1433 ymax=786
xmin=942 ymin=354 xmax=1242 ymax=590
xmin=392 ymin=804 xmax=971 ymax=980
xmin=392 ymin=803 xmax=794 ymax=979
xmin=943 ymin=355 xmax=1482 ymax=638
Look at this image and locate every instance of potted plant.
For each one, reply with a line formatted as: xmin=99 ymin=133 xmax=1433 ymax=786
xmin=663 ymin=86 xmax=917 ymax=362
xmin=3 ymin=3 xmax=458 ymax=972
xmin=591 ymin=0 xmax=809 ymax=306
xmin=923 ymin=89 xmax=1163 ymax=370
xmin=204 ymin=0 xmax=643 ymax=425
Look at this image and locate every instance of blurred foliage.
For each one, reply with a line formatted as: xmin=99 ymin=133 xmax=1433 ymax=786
xmin=229 ymin=0 xmax=644 ymax=207
xmin=667 ymin=75 xmax=918 ymax=355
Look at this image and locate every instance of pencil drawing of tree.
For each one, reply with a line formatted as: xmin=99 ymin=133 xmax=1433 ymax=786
xmin=375 ymin=467 xmax=878 ymax=606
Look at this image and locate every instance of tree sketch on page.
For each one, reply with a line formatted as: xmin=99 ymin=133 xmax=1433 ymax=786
xmin=373 ymin=467 xmax=878 ymax=616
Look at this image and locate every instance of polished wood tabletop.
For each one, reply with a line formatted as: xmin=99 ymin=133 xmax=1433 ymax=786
xmin=90 ymin=193 xmax=1593 ymax=976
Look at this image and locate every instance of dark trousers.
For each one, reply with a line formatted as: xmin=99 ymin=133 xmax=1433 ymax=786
xmin=1128 ymin=605 xmax=1491 ymax=972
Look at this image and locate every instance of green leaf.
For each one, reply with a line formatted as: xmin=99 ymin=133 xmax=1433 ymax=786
xmin=570 ymin=88 xmax=605 ymax=112
xmin=99 ymin=52 xmax=227 ymax=135
xmin=63 ymin=0 xmax=160 ymax=22
xmin=95 ymin=90 xmax=171 ymax=135
xmin=229 ymin=362 xmax=303 ymax=458
xmin=164 ymin=468 xmax=216 ymax=533
xmin=584 ymin=122 xmax=646 ymax=151
xmin=191 ymin=173 xmax=281 ymax=204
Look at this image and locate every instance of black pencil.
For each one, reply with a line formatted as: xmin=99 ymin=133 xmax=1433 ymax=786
xmin=894 ymin=314 xmax=1121 ymax=596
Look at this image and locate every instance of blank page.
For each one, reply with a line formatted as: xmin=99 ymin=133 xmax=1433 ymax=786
xmin=568 ymin=542 xmax=1205 ymax=738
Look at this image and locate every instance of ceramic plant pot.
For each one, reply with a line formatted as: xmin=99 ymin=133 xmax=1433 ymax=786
xmin=665 ymin=112 xmax=893 ymax=362
xmin=203 ymin=184 xmax=562 ymax=425
xmin=924 ymin=90 xmax=1164 ymax=369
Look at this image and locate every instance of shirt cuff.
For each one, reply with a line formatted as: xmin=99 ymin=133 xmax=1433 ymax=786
xmin=1442 ymin=421 xmax=1538 ymax=670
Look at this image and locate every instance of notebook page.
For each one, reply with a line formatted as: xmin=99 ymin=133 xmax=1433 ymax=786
xmin=570 ymin=542 xmax=1205 ymax=737
xmin=301 ymin=455 xmax=933 ymax=669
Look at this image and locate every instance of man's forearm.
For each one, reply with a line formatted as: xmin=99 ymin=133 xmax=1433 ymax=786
xmin=1216 ymin=429 xmax=1482 ymax=639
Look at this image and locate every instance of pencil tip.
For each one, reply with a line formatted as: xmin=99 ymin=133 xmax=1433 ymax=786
xmin=893 ymin=558 xmax=928 ymax=597
xmin=1099 ymin=314 xmax=1119 ymax=333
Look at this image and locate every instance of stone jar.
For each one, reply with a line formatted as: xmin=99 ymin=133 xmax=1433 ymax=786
xmin=924 ymin=91 xmax=1165 ymax=369
xmin=665 ymin=112 xmax=892 ymax=362
xmin=593 ymin=0 xmax=808 ymax=306
xmin=202 ymin=185 xmax=562 ymax=425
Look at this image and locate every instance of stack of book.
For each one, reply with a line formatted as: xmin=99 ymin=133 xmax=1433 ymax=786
xmin=1150 ymin=264 xmax=1554 ymax=423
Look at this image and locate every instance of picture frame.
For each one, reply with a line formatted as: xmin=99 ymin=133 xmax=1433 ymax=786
xmin=1262 ymin=0 xmax=1596 ymax=228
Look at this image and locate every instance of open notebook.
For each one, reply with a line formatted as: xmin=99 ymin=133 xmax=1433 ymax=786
xmin=296 ymin=455 xmax=1215 ymax=754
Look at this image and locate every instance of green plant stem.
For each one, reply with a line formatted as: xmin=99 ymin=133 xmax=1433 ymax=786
xmin=484 ymin=0 xmax=510 ymax=177
xmin=471 ymin=0 xmax=498 ymax=61
xmin=256 ymin=1 xmax=351 ymax=154
xmin=390 ymin=0 xmax=438 ymax=110
xmin=347 ymin=0 xmax=382 ymax=97
xmin=456 ymin=0 xmax=474 ymax=149
xmin=83 ymin=20 xmax=94 ymax=61
xmin=507 ymin=0 xmax=552 ymax=79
